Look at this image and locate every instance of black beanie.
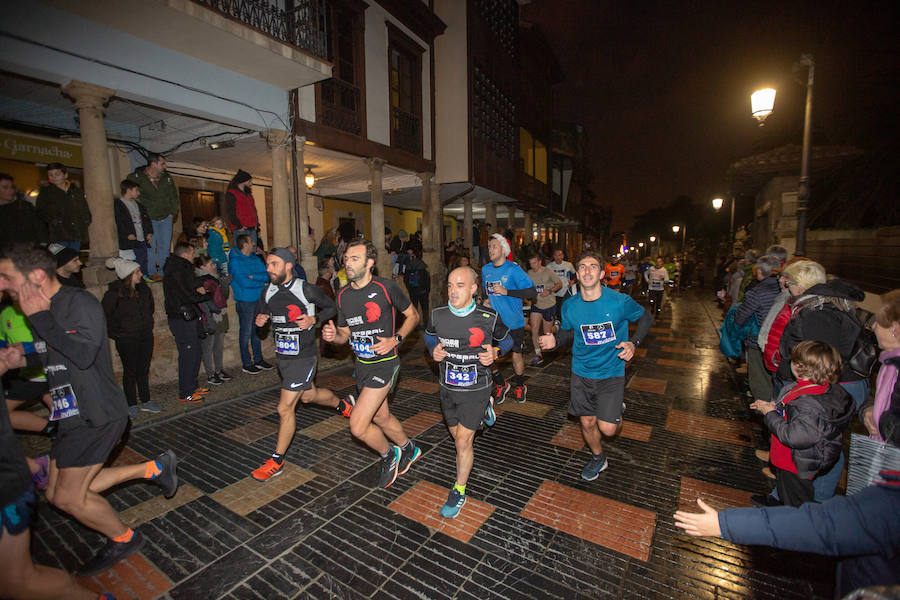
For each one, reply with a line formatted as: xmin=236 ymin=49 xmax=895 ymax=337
xmin=55 ymin=247 xmax=79 ymax=268
xmin=233 ymin=169 xmax=251 ymax=184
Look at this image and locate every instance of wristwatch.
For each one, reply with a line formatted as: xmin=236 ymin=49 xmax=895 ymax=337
xmin=395 ymin=334 xmax=404 ymax=344
xmin=631 ymin=339 xmax=640 ymax=347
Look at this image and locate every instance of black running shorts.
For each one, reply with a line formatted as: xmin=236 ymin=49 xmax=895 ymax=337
xmin=509 ymin=327 xmax=526 ymax=354
xmin=278 ymin=357 xmax=317 ymax=392
xmin=51 ymin=416 xmax=128 ymax=468
xmin=356 ymin=358 xmax=400 ymax=393
xmin=0 ymin=486 xmax=36 ymax=538
xmin=440 ymin=387 xmax=490 ymax=431
xmin=568 ymin=374 xmax=625 ymax=424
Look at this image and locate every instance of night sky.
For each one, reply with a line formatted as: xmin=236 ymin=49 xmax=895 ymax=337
xmin=522 ymin=0 xmax=899 ymax=233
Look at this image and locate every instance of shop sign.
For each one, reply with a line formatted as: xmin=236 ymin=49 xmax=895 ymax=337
xmin=0 ymin=129 xmax=83 ymax=167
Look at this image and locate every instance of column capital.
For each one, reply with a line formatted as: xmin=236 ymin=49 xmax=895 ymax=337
xmin=415 ymin=171 xmax=434 ymax=184
xmin=61 ymin=80 xmax=115 ymax=110
xmin=365 ymin=157 xmax=387 ymax=172
xmin=265 ymin=128 xmax=289 ymax=146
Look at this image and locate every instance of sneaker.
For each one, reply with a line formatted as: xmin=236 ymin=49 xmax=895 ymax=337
xmin=242 ymin=364 xmax=263 ymax=375
xmin=142 ymin=275 xmax=154 ymax=283
xmin=512 ymin=384 xmax=527 ymax=403
xmin=492 ymin=382 xmax=510 ymax=405
xmin=439 ymin=488 xmax=467 ymax=519
xmin=153 ymin=450 xmax=179 ymax=499
xmin=193 ymin=386 xmax=211 ymax=396
xmin=530 ymin=355 xmax=543 ymax=367
xmin=31 ymin=455 xmax=50 ymax=491
xmin=255 ymin=360 xmax=274 ymax=371
xmin=398 ymin=442 xmax=421 ymax=475
xmin=140 ymin=401 xmax=162 ymax=413
xmin=149 ymin=274 xmax=163 ymax=282
xmin=76 ymin=530 xmax=146 ymax=577
xmin=338 ymin=395 xmax=355 ymax=418
xmin=378 ymin=446 xmax=401 ymax=488
xmin=217 ymin=370 xmax=233 ymax=381
xmin=581 ymin=453 xmax=608 ymax=481
xmin=750 ymin=493 xmax=781 ymax=508
xmin=483 ymin=397 xmax=496 ymax=427
xmin=762 ymin=466 xmax=775 ymax=480
xmin=127 ymin=405 xmax=140 ymax=420
xmin=251 ymin=458 xmax=284 ymax=481
xmin=207 ymin=375 xmax=224 ymax=386
xmin=755 ymin=449 xmax=770 ymax=462
xmin=178 ymin=394 xmax=202 ymax=403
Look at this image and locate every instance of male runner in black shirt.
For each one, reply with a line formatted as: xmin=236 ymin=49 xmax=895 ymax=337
xmin=322 ymin=238 xmax=421 ymax=488
xmin=0 ymin=244 xmax=178 ymax=577
xmin=425 ymin=266 xmax=512 ymax=518
xmin=250 ymin=248 xmax=352 ymax=481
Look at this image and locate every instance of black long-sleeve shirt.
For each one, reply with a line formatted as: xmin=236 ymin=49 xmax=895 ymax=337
xmin=257 ymin=278 xmax=337 ymax=359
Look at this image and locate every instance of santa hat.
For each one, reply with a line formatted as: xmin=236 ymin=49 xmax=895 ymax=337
xmin=105 ymin=257 xmax=140 ymax=279
xmin=491 ymin=233 xmax=510 ymax=258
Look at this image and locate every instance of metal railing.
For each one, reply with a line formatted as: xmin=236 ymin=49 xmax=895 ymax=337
xmin=391 ymin=107 xmax=421 ymax=155
xmin=319 ymin=78 xmax=362 ymax=135
xmin=193 ymin=0 xmax=329 ymax=60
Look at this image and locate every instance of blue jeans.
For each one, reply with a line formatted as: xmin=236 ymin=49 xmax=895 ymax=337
xmin=235 ymin=301 xmax=262 ymax=367
xmin=149 ymin=216 xmax=173 ymax=275
xmin=132 ymin=241 xmax=149 ymax=276
xmin=234 ymin=228 xmax=258 ymax=249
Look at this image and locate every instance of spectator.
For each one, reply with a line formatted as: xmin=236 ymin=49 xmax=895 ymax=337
xmin=188 ymin=235 xmax=208 ymax=260
xmin=226 ymin=170 xmax=259 ymax=247
xmin=861 ymin=289 xmax=900 ymax=445
xmin=389 ymin=230 xmax=408 ymax=276
xmin=206 ymin=215 xmax=231 ymax=277
xmin=478 ymin=223 xmax=492 ymax=266
xmin=738 ymin=249 xmax=761 ymax=301
xmin=734 ymin=254 xmax=783 ymax=403
xmin=402 ymin=246 xmax=430 ymax=327
xmin=194 ymin=255 xmax=231 ymax=386
xmin=101 ymin=258 xmax=158 ymax=419
xmin=286 ymin=246 xmax=307 ymax=281
xmin=163 ymin=241 xmax=210 ymax=403
xmin=127 ymin=154 xmax=179 ymax=280
xmin=229 ymin=234 xmax=271 ymax=374
xmin=315 ymin=261 xmax=336 ymax=301
xmin=114 ymin=180 xmax=153 ymax=280
xmin=53 ymin=247 xmax=84 ymax=288
xmin=314 ymin=229 xmax=338 ymax=270
xmin=472 ymin=220 xmax=481 ymax=264
xmin=36 ymin=163 xmax=91 ymax=251
xmin=750 ymin=341 xmax=854 ymax=506
xmin=0 ymin=173 xmax=46 ymax=245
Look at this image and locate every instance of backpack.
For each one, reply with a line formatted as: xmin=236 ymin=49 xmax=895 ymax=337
xmin=848 ymin=326 xmax=878 ymax=378
xmin=405 ymin=265 xmax=427 ymax=288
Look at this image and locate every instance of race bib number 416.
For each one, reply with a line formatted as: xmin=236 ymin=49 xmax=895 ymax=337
xmin=581 ymin=322 xmax=615 ymax=345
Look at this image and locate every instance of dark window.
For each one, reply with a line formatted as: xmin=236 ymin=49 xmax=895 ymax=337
xmin=316 ymin=1 xmax=365 ymax=135
xmin=387 ymin=23 xmax=423 ymax=156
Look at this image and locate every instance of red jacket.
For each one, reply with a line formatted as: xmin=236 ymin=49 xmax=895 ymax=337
xmin=226 ymin=187 xmax=258 ymax=230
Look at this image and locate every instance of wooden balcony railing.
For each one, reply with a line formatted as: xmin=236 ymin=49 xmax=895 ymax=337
xmin=319 ymin=78 xmax=362 ymax=135
xmin=391 ymin=107 xmax=421 ymax=155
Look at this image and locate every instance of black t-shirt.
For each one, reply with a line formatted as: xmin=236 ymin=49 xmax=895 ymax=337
xmin=336 ymin=276 xmax=411 ymax=363
xmin=257 ymin=278 xmax=336 ymax=359
xmin=426 ymin=304 xmax=509 ymax=393
xmin=1 ymin=380 xmax=32 ymax=505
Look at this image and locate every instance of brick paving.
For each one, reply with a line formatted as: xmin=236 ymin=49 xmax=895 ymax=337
xmin=27 ymin=290 xmax=836 ymax=599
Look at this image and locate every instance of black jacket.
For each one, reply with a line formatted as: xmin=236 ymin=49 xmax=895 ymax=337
xmin=114 ymin=198 xmax=154 ymax=249
xmin=101 ymin=278 xmax=155 ymax=338
xmin=162 ymin=254 xmax=208 ymax=318
xmin=777 ymin=279 xmax=865 ymax=382
xmin=765 ymin=383 xmax=855 ymax=479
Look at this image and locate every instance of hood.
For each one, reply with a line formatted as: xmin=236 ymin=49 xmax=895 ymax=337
xmin=819 ymin=384 xmax=856 ymax=426
xmin=805 ymin=278 xmax=865 ymax=301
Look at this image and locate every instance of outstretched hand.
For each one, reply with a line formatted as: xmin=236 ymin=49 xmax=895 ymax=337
xmin=674 ymin=498 xmax=722 ymax=538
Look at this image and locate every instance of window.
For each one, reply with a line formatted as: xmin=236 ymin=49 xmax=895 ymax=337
xmin=317 ymin=0 xmax=365 ymax=135
xmin=387 ymin=23 xmax=423 ymax=155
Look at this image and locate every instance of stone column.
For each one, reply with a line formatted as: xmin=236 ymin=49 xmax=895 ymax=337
xmin=367 ymin=158 xmax=390 ymax=277
xmin=523 ymin=212 xmax=532 ymax=245
xmin=62 ymin=80 xmax=116 ymax=283
xmin=427 ymin=178 xmax=444 ymax=309
xmin=295 ymin=137 xmax=317 ymax=278
xmin=484 ymin=199 xmax=496 ymax=231
xmin=268 ymin=129 xmax=291 ymax=247
xmin=463 ymin=193 xmax=474 ymax=255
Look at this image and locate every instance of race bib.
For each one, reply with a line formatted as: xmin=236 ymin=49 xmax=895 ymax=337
xmin=275 ymin=331 xmax=300 ymax=355
xmin=485 ymin=281 xmax=501 ymax=295
xmin=581 ymin=322 xmax=615 ymax=346
xmin=535 ymin=284 xmax=545 ymax=294
xmin=445 ymin=362 xmax=477 ymax=387
xmin=351 ymin=334 xmax=376 ymax=359
xmin=49 ymin=384 xmax=79 ymax=421
xmin=649 ymin=279 xmax=664 ymax=291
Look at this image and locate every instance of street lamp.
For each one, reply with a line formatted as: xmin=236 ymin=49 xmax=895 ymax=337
xmin=750 ymin=88 xmax=776 ymax=124
xmin=711 ymin=197 xmax=723 ymax=210
xmin=712 ymin=195 xmax=735 ymax=243
xmin=672 ymin=224 xmax=686 ymax=255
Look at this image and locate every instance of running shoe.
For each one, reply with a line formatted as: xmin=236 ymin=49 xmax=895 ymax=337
xmin=439 ymin=488 xmax=467 ymax=519
xmin=755 ymin=449 xmax=770 ymax=463
xmin=178 ymin=394 xmax=202 ymax=403
xmin=207 ymin=374 xmax=224 ymax=386
xmin=32 ymin=455 xmax=49 ymax=491
xmin=491 ymin=382 xmax=510 ymax=405
xmin=193 ymin=386 xmax=211 ymax=396
xmin=242 ymin=364 xmax=262 ymax=375
xmin=483 ymin=397 xmax=496 ymax=427
xmin=153 ymin=450 xmax=179 ymax=499
xmin=530 ymin=355 xmax=543 ymax=367
xmin=581 ymin=453 xmax=608 ymax=481
xmin=379 ymin=446 xmax=401 ymax=488
xmin=251 ymin=458 xmax=284 ymax=481
xmin=255 ymin=360 xmax=274 ymax=371
xmin=149 ymin=274 xmax=163 ymax=282
xmin=398 ymin=442 xmax=421 ymax=475
xmin=141 ymin=401 xmax=162 ymax=413
xmin=338 ymin=395 xmax=355 ymax=418
xmin=127 ymin=405 xmax=140 ymax=420
xmin=512 ymin=384 xmax=527 ymax=403
xmin=142 ymin=275 xmax=154 ymax=283
xmin=217 ymin=370 xmax=233 ymax=381
xmin=76 ymin=530 xmax=146 ymax=577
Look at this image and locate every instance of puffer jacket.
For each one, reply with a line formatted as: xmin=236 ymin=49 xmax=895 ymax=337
xmin=766 ymin=383 xmax=855 ymax=479
xmin=777 ymin=279 xmax=865 ymax=382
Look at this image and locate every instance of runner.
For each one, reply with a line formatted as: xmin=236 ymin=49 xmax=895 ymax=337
xmin=526 ymin=254 xmax=562 ymax=366
xmin=548 ymin=248 xmax=575 ymax=321
xmin=481 ymin=234 xmax=537 ymax=403
xmin=539 ymin=251 xmax=653 ymax=480
xmin=0 ymin=244 xmax=178 ymax=576
xmin=425 ymin=266 xmax=512 ymax=518
xmin=624 ymin=258 xmax=637 ymax=293
xmin=645 ymin=256 xmax=670 ymax=316
xmin=322 ymin=238 xmax=422 ymax=488
xmin=249 ymin=248 xmax=354 ymax=481
xmin=604 ymin=256 xmax=625 ymax=291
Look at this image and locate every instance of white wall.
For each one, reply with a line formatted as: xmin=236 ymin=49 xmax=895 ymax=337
xmin=433 ymin=0 xmax=468 ymax=183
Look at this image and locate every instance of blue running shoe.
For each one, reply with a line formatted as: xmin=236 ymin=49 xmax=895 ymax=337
xmin=439 ymin=488 xmax=467 ymax=518
xmin=398 ymin=442 xmax=421 ymax=475
xmin=379 ymin=446 xmax=401 ymax=488
xmin=483 ymin=397 xmax=496 ymax=427
xmin=581 ymin=453 xmax=608 ymax=481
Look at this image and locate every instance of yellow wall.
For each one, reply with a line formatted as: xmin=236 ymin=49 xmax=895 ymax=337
xmin=520 ymin=127 xmax=534 ymax=177
xmin=0 ymin=159 xmax=85 ymax=200
xmin=534 ymin=140 xmax=547 ymax=183
xmin=318 ymin=195 xmax=458 ymax=243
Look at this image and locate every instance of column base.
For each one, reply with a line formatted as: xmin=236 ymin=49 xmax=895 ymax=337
xmin=81 ymin=260 xmax=117 ymax=287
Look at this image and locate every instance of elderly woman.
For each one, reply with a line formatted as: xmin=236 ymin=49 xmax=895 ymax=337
xmin=861 ymin=290 xmax=900 ymax=445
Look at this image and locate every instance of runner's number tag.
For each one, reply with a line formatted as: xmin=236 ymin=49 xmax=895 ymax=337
xmin=445 ymin=362 xmax=477 ymax=387
xmin=581 ymin=322 xmax=615 ymax=346
xmin=351 ymin=334 xmax=376 ymax=359
xmin=49 ymin=384 xmax=79 ymax=421
xmin=535 ymin=284 xmax=545 ymax=294
xmin=275 ymin=331 xmax=300 ymax=355
xmin=485 ymin=281 xmax=501 ymax=295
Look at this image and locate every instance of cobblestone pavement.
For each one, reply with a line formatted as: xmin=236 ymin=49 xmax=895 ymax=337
xmin=30 ymin=290 xmax=835 ymax=599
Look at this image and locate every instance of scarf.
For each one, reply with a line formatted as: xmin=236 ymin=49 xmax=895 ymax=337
xmin=873 ymin=347 xmax=900 ymax=440
xmin=449 ymin=299 xmax=476 ymax=317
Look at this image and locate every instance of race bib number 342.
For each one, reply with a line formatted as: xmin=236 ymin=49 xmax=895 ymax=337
xmin=581 ymin=322 xmax=615 ymax=346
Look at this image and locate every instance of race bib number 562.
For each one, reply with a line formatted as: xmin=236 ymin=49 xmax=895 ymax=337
xmin=581 ymin=322 xmax=615 ymax=345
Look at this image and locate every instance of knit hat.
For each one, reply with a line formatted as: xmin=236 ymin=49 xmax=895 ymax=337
xmin=491 ymin=233 xmax=510 ymax=258
xmin=268 ymin=247 xmax=295 ymax=265
xmin=233 ymin=169 xmax=251 ymax=184
xmin=105 ymin=257 xmax=140 ymax=279
xmin=55 ymin=247 xmax=80 ymax=269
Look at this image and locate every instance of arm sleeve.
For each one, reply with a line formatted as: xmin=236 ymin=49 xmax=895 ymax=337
xmin=764 ymin=402 xmax=821 ymax=449
xmin=305 ymin=282 xmax=337 ymax=324
xmin=554 ymin=328 xmax=575 ymax=349
xmin=100 ymin=289 xmax=118 ymax=321
xmin=492 ymin=313 xmax=513 ymax=356
xmin=424 ymin=333 xmax=439 ymax=354
xmin=507 ymin=286 xmax=537 ymax=299
xmin=630 ymin=309 xmax=653 ymax=345
xmin=176 ymin=268 xmax=207 ymax=304
xmin=28 ymin=301 xmax=105 ymax=370
xmin=734 ymin=295 xmax=756 ymax=326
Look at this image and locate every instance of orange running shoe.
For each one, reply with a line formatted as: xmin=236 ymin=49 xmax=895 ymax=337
xmin=178 ymin=394 xmax=202 ymax=403
xmin=338 ymin=395 xmax=355 ymax=418
xmin=251 ymin=458 xmax=284 ymax=481
xmin=193 ymin=387 xmax=211 ymax=396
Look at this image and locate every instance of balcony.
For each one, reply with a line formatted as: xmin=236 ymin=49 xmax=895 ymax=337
xmin=318 ymin=78 xmax=362 ymax=136
xmin=391 ymin=107 xmax=422 ymax=156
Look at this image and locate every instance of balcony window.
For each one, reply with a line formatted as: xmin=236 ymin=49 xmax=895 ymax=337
xmin=387 ymin=23 xmax=423 ymax=155
xmin=316 ymin=0 xmax=365 ymax=135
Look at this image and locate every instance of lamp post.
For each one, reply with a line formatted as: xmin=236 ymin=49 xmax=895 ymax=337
xmin=649 ymin=235 xmax=657 ymax=257
xmin=751 ymin=54 xmax=814 ymax=255
xmin=672 ymin=225 xmax=686 ymax=256
xmin=712 ymin=196 xmax=735 ymax=243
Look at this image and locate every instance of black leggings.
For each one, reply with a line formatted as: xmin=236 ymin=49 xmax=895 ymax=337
xmin=114 ymin=332 xmax=154 ymax=406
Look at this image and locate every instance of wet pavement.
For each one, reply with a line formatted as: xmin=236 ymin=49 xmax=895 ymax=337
xmin=30 ymin=289 xmax=836 ymax=599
